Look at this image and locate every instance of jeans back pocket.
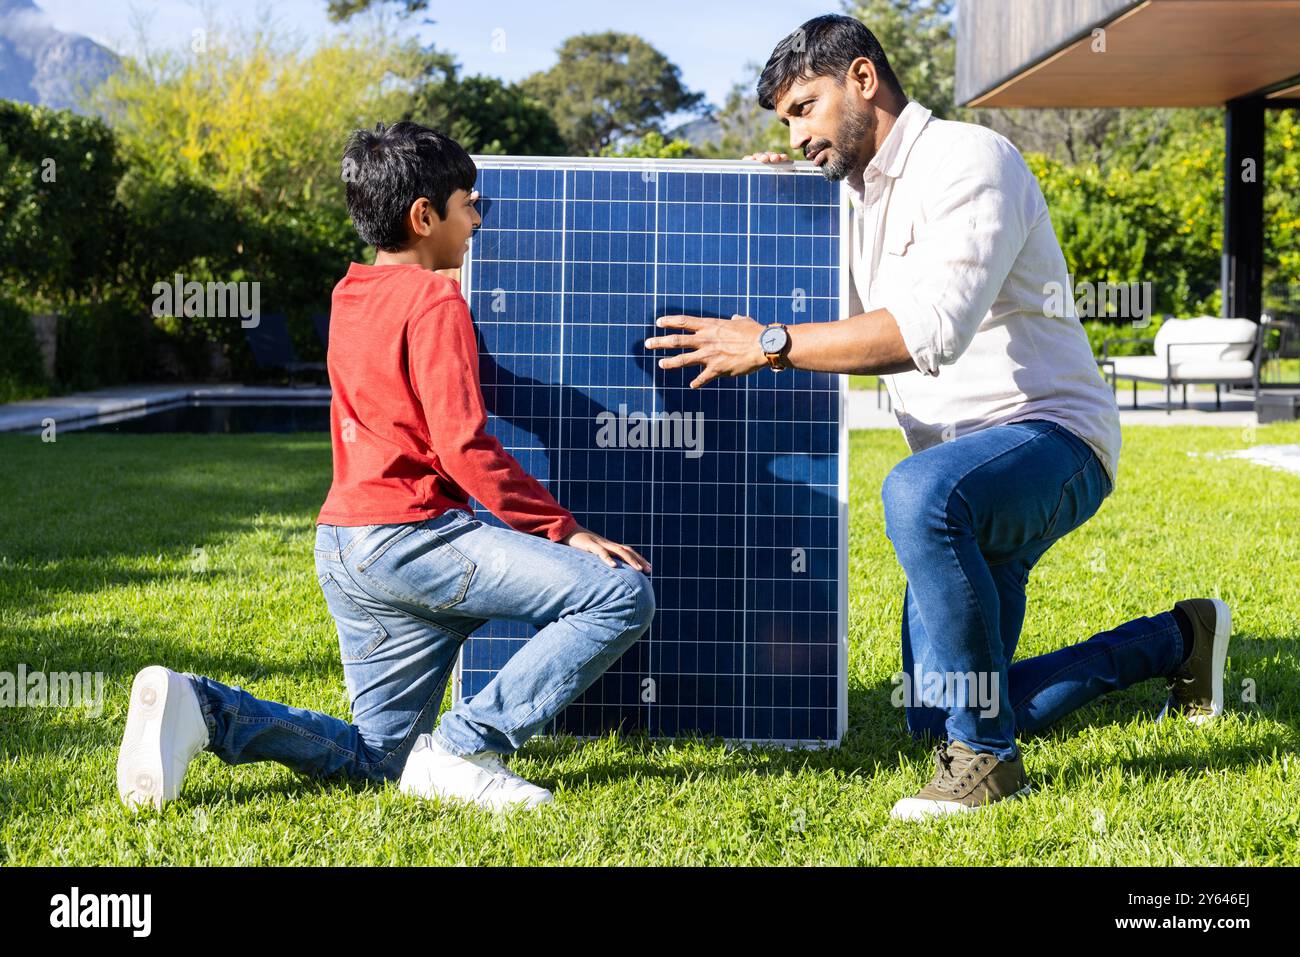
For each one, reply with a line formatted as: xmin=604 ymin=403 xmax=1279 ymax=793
xmin=318 ymin=572 xmax=390 ymax=661
xmin=1043 ymin=453 xmax=1108 ymax=543
xmin=351 ymin=521 xmax=477 ymax=616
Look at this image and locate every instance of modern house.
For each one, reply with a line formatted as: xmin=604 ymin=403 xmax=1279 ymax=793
xmin=957 ymin=0 xmax=1300 ymax=325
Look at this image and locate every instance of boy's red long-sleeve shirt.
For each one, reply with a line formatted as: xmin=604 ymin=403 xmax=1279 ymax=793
xmin=316 ymin=261 xmax=578 ymax=541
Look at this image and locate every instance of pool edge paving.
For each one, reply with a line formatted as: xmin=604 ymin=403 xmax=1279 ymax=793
xmin=0 ymin=384 xmax=332 ymax=433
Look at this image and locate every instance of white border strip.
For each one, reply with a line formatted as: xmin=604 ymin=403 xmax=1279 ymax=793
xmin=472 ymin=155 xmax=822 ymax=175
xmin=835 ymin=181 xmax=852 ymax=746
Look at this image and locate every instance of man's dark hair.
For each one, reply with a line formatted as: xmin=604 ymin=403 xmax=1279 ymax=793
xmin=756 ymin=14 xmax=904 ymax=111
xmin=341 ymin=121 xmax=477 ymax=252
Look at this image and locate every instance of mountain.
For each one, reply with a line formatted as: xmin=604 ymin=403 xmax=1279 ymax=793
xmin=0 ymin=0 xmax=118 ymax=111
xmin=669 ymin=114 xmax=723 ymax=149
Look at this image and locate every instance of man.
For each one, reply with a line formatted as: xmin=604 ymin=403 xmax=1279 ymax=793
xmin=645 ymin=14 xmax=1230 ymax=820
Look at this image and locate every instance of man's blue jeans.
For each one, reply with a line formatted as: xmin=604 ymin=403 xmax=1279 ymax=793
xmin=882 ymin=418 xmax=1182 ymax=760
xmin=186 ymin=509 xmax=655 ymax=783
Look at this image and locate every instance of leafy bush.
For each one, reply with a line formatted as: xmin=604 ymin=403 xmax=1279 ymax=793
xmin=0 ymin=296 xmax=48 ymax=403
xmin=600 ymin=131 xmax=693 ymax=159
xmin=55 ymin=296 xmax=155 ymax=392
xmin=1080 ymin=315 xmax=1167 ymax=358
xmin=1028 ymin=151 xmax=1220 ymax=318
xmin=410 ymin=56 xmax=567 ymax=156
xmin=0 ymin=102 xmax=123 ymax=309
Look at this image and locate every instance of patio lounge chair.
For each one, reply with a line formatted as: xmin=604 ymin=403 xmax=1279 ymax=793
xmin=312 ymin=312 xmax=330 ymax=351
xmin=1100 ymin=316 xmax=1265 ymax=414
xmin=242 ymin=312 xmax=326 ymax=385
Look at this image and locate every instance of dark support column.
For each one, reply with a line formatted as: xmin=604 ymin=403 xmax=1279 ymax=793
xmin=1223 ymin=97 xmax=1265 ymax=322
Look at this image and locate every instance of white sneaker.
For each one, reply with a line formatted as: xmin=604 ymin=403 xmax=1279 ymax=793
xmin=117 ymin=666 xmax=210 ymax=811
xmin=398 ymin=733 xmax=553 ymax=812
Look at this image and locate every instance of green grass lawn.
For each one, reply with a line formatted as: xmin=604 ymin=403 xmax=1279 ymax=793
xmin=2 ymin=425 xmax=1299 ymax=865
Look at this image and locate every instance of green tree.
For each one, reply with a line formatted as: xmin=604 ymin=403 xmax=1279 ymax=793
xmin=92 ymin=20 xmax=416 ymax=228
xmin=1265 ymin=108 xmax=1300 ymax=313
xmin=1026 ymin=109 xmax=1224 ymax=321
xmin=0 ymin=102 xmax=162 ymax=393
xmin=0 ymin=102 xmax=123 ymax=309
xmin=87 ymin=16 xmax=421 ymax=371
xmin=325 ymin=0 xmax=428 ymax=20
xmin=696 ymin=2 xmax=956 ymax=160
xmin=409 ymin=52 xmax=566 ymax=155
xmin=964 ymin=107 xmax=1185 ymax=170
xmin=692 ymin=63 xmax=789 ymax=159
xmin=600 ymin=131 xmax=693 ymax=159
xmin=843 ymin=0 xmax=956 ymax=118
xmin=1028 ymin=156 xmax=1150 ymax=291
xmin=521 ymin=32 xmax=704 ymax=155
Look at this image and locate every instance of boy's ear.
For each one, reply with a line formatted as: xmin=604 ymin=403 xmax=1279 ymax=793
xmin=407 ymin=196 xmax=439 ymax=239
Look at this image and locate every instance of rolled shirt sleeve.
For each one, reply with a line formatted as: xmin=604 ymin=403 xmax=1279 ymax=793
xmin=878 ymin=135 xmax=1035 ymax=377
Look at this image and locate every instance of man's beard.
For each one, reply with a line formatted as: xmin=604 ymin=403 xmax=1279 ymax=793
xmin=809 ymin=108 xmax=876 ymax=182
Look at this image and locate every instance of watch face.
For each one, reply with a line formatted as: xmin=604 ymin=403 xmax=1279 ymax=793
xmin=760 ymin=326 xmax=788 ymax=353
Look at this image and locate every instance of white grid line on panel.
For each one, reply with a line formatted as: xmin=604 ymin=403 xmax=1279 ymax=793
xmin=648 ymin=168 xmax=659 ymax=733
xmin=471 ymin=256 xmax=838 ymax=268
xmin=742 ymin=171 xmax=750 ymax=738
xmin=473 ymin=258 xmax=839 ymax=270
xmin=471 ymin=290 xmax=838 ymax=300
xmin=485 ymin=198 xmax=839 ymax=210
xmin=553 ymin=171 xmax=568 ymax=737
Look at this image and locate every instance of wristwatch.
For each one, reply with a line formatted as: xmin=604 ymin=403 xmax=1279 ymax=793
xmin=759 ymin=323 xmax=792 ymax=371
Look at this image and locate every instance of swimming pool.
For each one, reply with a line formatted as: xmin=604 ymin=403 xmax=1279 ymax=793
xmin=68 ymin=400 xmax=329 ymax=434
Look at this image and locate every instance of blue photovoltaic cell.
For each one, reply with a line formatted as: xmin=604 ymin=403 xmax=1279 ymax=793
xmin=458 ymin=159 xmax=846 ymax=746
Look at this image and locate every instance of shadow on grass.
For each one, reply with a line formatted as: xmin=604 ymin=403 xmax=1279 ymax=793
xmin=538 ymin=637 xmax=1300 ymax=793
xmin=1 ymin=615 xmax=342 ymax=694
xmin=4 ymin=667 xmax=1296 ymax=815
xmin=0 ymin=433 xmax=330 ymax=566
xmin=1042 ymin=730 xmax=1296 ymax=786
xmin=4 ymin=429 xmax=1296 ymax=810
xmin=0 ymin=434 xmax=339 ymax=687
xmin=6 ymin=629 xmax=1297 ymax=811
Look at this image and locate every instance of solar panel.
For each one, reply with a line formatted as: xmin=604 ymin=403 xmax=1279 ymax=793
xmin=455 ymin=157 xmax=848 ymax=747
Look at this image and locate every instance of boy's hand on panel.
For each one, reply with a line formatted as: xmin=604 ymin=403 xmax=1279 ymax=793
xmin=561 ymin=526 xmax=652 ymax=574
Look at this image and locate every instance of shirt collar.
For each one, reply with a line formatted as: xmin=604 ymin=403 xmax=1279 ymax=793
xmin=849 ymin=100 xmax=932 ymax=202
xmin=872 ymin=100 xmax=931 ymax=178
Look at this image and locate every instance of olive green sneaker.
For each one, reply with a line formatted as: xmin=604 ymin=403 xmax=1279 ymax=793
xmin=890 ymin=739 xmax=1030 ymax=821
xmin=1158 ymin=598 xmax=1232 ymax=724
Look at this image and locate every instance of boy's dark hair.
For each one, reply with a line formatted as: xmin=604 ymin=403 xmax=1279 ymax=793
xmin=756 ymin=14 xmax=904 ymax=111
xmin=341 ymin=121 xmax=477 ymax=252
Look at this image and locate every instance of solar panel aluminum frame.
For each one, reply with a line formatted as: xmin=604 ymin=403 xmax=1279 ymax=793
xmin=453 ymin=155 xmax=851 ymax=749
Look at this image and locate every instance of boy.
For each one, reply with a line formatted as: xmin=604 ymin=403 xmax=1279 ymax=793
xmin=116 ymin=122 xmax=655 ymax=813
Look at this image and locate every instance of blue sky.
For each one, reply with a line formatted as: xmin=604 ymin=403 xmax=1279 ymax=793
xmin=35 ymin=0 xmax=843 ymax=111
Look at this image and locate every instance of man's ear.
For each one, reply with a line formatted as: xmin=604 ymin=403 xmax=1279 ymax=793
xmin=847 ymin=56 xmax=880 ymax=103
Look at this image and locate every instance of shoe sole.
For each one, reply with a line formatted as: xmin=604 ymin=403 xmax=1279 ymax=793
xmin=1194 ymin=598 xmax=1232 ymax=724
xmin=1159 ymin=598 xmax=1231 ymax=724
xmin=889 ymin=785 xmax=1033 ymax=822
xmin=117 ymin=666 xmax=189 ymax=811
xmin=399 ymin=778 xmax=554 ymax=813
xmin=398 ymin=770 xmax=553 ymax=813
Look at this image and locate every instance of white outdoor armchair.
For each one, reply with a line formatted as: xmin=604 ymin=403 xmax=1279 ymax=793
xmin=1100 ymin=316 xmax=1265 ymax=414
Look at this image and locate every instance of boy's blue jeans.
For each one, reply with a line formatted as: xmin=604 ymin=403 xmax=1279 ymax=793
xmin=883 ymin=418 xmax=1183 ymax=760
xmin=187 ymin=509 xmax=655 ymax=783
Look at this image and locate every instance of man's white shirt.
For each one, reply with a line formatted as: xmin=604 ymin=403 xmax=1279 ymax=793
xmin=847 ymin=100 xmax=1122 ymax=488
